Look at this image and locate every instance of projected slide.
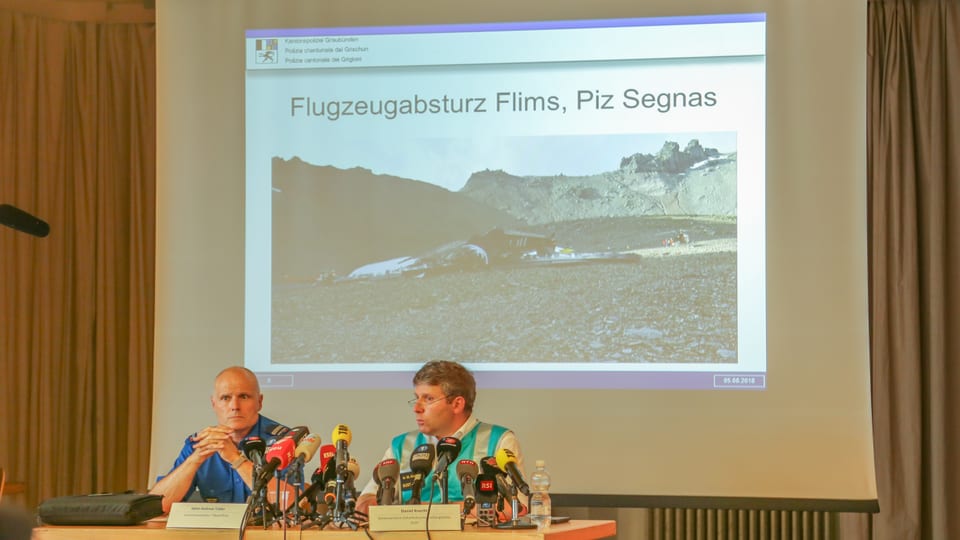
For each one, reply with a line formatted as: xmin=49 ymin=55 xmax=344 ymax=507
xmin=244 ymin=14 xmax=766 ymax=389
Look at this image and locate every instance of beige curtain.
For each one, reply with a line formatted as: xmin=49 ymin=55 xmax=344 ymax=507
xmin=0 ymin=4 xmax=155 ymax=510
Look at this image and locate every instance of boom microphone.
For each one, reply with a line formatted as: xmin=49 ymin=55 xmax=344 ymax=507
xmin=252 ymin=436 xmax=296 ymax=492
xmin=408 ymin=443 xmax=435 ymax=504
xmin=374 ymin=458 xmax=400 ymax=506
xmin=495 ymin=448 xmax=530 ymax=497
xmin=0 ymin=204 xmax=50 ymax=238
xmin=456 ymin=459 xmax=479 ymax=515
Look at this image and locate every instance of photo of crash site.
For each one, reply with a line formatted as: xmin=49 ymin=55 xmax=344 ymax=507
xmin=271 ymin=135 xmax=738 ymax=365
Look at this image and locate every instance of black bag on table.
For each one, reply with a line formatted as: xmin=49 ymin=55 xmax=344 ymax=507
xmin=38 ymin=492 xmax=164 ymax=525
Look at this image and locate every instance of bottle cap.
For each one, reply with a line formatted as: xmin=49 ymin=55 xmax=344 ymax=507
xmin=535 ymin=459 xmax=545 ymax=467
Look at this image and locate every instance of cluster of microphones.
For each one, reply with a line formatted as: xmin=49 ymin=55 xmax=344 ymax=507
xmin=238 ymin=424 xmax=535 ymax=530
xmin=239 ymin=424 xmax=361 ymax=531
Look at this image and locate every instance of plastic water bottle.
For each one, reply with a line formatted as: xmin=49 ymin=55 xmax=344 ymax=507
xmin=528 ymin=459 xmax=552 ymax=530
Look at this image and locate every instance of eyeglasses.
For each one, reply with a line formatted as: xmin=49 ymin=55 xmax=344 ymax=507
xmin=407 ymin=394 xmax=451 ymax=408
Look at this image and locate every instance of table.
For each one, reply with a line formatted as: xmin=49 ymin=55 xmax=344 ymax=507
xmin=34 ymin=519 xmax=615 ymax=540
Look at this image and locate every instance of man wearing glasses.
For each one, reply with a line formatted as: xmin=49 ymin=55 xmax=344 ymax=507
xmin=356 ymin=360 xmax=525 ymax=516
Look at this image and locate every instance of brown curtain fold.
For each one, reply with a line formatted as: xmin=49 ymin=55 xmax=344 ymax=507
xmin=837 ymin=1 xmax=960 ymax=539
xmin=0 ymin=7 xmax=155 ymax=510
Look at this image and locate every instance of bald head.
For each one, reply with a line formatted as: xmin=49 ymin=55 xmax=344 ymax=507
xmin=213 ymin=366 xmax=261 ymax=395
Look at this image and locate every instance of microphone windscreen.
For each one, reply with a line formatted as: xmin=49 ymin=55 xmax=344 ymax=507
xmin=456 ymin=459 xmax=479 ymax=480
xmin=242 ymin=437 xmax=267 ymax=464
xmin=409 ymin=444 xmax=436 ymax=475
xmin=347 ymin=457 xmax=360 ymax=478
xmin=436 ymin=436 xmax=462 ymax=466
xmin=285 ymin=426 xmax=311 ymax=444
xmin=331 ymin=424 xmax=352 ymax=446
xmin=318 ymin=444 xmax=336 ymax=471
xmin=295 ymin=433 xmax=322 ymax=460
xmin=495 ymin=448 xmax=518 ymax=471
xmin=264 ymin=437 xmax=296 ymax=468
xmin=480 ymin=456 xmax=500 ymax=476
xmin=377 ymin=458 xmax=400 ymax=483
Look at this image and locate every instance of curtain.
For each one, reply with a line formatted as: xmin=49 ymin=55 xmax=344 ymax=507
xmin=0 ymin=6 xmax=155 ymax=510
xmin=839 ymin=1 xmax=960 ymax=539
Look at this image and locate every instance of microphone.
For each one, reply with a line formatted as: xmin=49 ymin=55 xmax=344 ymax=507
xmin=456 ymin=459 xmax=479 ymax=515
xmin=495 ymin=448 xmax=530 ymax=497
xmin=252 ymin=436 xmax=296 ymax=492
xmin=343 ymin=457 xmax=360 ymax=511
xmin=0 ymin=204 xmax=50 ymax=237
xmin=290 ymin=466 xmax=326 ymax=509
xmin=242 ymin=437 xmax=267 ymax=467
xmin=481 ymin=455 xmax=513 ymax=501
xmin=407 ymin=443 xmax=435 ymax=504
xmin=290 ymin=433 xmax=322 ymax=470
xmin=475 ymin=474 xmax=499 ymax=525
xmin=321 ymin=460 xmax=339 ymax=506
xmin=331 ymin=424 xmax=352 ymax=473
xmin=373 ymin=458 xmax=400 ymax=506
xmin=434 ymin=436 xmax=462 ymax=481
xmin=318 ymin=444 xmax=336 ymax=473
xmin=285 ymin=426 xmax=311 ymax=445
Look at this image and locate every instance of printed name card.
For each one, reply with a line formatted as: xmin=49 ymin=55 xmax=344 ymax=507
xmin=368 ymin=503 xmax=462 ymax=531
xmin=166 ymin=502 xmax=248 ymax=529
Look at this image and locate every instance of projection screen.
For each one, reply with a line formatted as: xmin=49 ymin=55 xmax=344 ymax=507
xmin=153 ymin=0 xmax=877 ymax=510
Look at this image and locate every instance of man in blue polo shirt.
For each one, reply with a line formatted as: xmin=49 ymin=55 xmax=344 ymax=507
xmin=150 ymin=366 xmax=289 ymax=513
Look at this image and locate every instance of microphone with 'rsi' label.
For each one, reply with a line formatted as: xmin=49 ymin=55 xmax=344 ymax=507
xmin=407 ymin=443 xmax=435 ymax=504
xmin=456 ymin=459 xmax=479 ymax=516
xmin=495 ymin=448 xmax=531 ymax=497
xmin=475 ymin=473 xmax=499 ymax=525
xmin=373 ymin=458 xmax=400 ymax=506
xmin=480 ymin=455 xmax=512 ymax=501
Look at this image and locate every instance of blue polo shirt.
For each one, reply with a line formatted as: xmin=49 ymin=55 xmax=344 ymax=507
xmin=159 ymin=415 xmax=288 ymax=504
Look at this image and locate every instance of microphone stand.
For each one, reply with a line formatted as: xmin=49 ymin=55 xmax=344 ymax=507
xmin=494 ymin=483 xmax=535 ymax=530
xmin=285 ymin=463 xmax=304 ymax=526
xmin=437 ymin=470 xmax=450 ymax=504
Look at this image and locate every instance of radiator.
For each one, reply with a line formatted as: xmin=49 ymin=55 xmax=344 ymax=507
xmin=554 ymin=505 xmax=838 ymax=539
xmin=647 ymin=509 xmax=836 ymax=540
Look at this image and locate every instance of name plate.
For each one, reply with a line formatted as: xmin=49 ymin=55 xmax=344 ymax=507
xmin=368 ymin=503 xmax=462 ymax=532
xmin=166 ymin=502 xmax=247 ymax=529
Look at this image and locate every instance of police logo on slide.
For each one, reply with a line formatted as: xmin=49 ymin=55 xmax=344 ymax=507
xmin=255 ymin=39 xmax=278 ymax=64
